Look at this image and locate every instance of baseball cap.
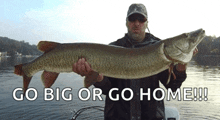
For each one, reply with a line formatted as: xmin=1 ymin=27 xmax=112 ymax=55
xmin=126 ymin=3 xmax=148 ymax=20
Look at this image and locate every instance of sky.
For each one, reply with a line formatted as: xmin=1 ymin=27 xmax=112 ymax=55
xmin=1 ymin=0 xmax=220 ymax=45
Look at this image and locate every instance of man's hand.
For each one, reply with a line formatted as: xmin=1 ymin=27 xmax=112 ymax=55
xmin=72 ymin=58 xmax=103 ymax=82
xmin=176 ymin=47 xmax=198 ymax=72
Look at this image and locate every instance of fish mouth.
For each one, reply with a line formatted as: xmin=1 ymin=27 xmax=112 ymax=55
xmin=174 ymin=29 xmax=205 ymax=53
xmin=190 ymin=29 xmax=205 ymax=43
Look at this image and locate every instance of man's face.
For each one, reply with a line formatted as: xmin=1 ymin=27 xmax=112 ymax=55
xmin=126 ymin=13 xmax=148 ymax=42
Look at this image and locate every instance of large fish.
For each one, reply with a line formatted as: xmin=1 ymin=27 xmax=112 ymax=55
xmin=14 ymin=29 xmax=205 ymax=93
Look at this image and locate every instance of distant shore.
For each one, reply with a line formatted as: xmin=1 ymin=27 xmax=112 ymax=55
xmin=194 ymin=55 xmax=220 ymax=67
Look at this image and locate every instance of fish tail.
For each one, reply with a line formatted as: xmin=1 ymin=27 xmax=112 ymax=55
xmin=14 ymin=64 xmax=32 ymax=94
xmin=23 ymin=75 xmax=32 ymax=95
xmin=14 ymin=64 xmax=23 ymax=76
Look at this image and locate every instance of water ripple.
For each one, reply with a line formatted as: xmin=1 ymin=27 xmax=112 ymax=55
xmin=0 ymin=59 xmax=220 ymax=119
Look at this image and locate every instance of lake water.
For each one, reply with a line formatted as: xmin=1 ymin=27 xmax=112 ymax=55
xmin=0 ymin=56 xmax=220 ymax=120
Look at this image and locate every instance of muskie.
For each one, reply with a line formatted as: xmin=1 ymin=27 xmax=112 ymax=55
xmin=14 ymin=29 xmax=205 ymax=93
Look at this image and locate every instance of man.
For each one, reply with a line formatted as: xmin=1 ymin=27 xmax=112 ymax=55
xmin=73 ymin=3 xmax=195 ymax=120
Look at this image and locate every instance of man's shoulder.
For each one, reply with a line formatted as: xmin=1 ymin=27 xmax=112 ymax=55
xmin=146 ymin=33 xmax=161 ymax=41
xmin=109 ymin=40 xmax=120 ymax=46
xmin=109 ymin=35 xmax=127 ymax=46
xmin=109 ymin=33 xmax=161 ymax=46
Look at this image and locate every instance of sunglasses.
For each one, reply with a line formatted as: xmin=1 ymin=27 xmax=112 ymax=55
xmin=128 ymin=14 xmax=147 ymax=23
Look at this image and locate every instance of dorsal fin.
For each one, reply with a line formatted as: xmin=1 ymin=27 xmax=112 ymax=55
xmin=37 ymin=41 xmax=59 ymax=52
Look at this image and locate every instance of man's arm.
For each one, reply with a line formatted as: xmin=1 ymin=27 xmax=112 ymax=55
xmin=93 ymin=76 xmax=112 ymax=95
xmin=72 ymin=58 xmax=103 ymax=81
xmin=159 ymin=64 xmax=187 ymax=92
xmin=72 ymin=58 xmax=112 ymax=95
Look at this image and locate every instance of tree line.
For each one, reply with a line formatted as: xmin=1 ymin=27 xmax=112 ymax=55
xmin=194 ymin=35 xmax=220 ymax=66
xmin=197 ymin=36 xmax=220 ymax=55
xmin=0 ymin=36 xmax=42 ymax=56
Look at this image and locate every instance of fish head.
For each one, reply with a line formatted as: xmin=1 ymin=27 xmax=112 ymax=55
xmin=164 ymin=28 xmax=205 ymax=63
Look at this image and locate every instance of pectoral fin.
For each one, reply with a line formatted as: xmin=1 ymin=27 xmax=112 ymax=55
xmin=166 ymin=63 xmax=176 ymax=85
xmin=41 ymin=71 xmax=59 ymax=88
xmin=84 ymin=72 xmax=99 ymax=88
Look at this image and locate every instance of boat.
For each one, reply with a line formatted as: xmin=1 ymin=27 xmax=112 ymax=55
xmin=70 ymin=106 xmax=180 ymax=120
